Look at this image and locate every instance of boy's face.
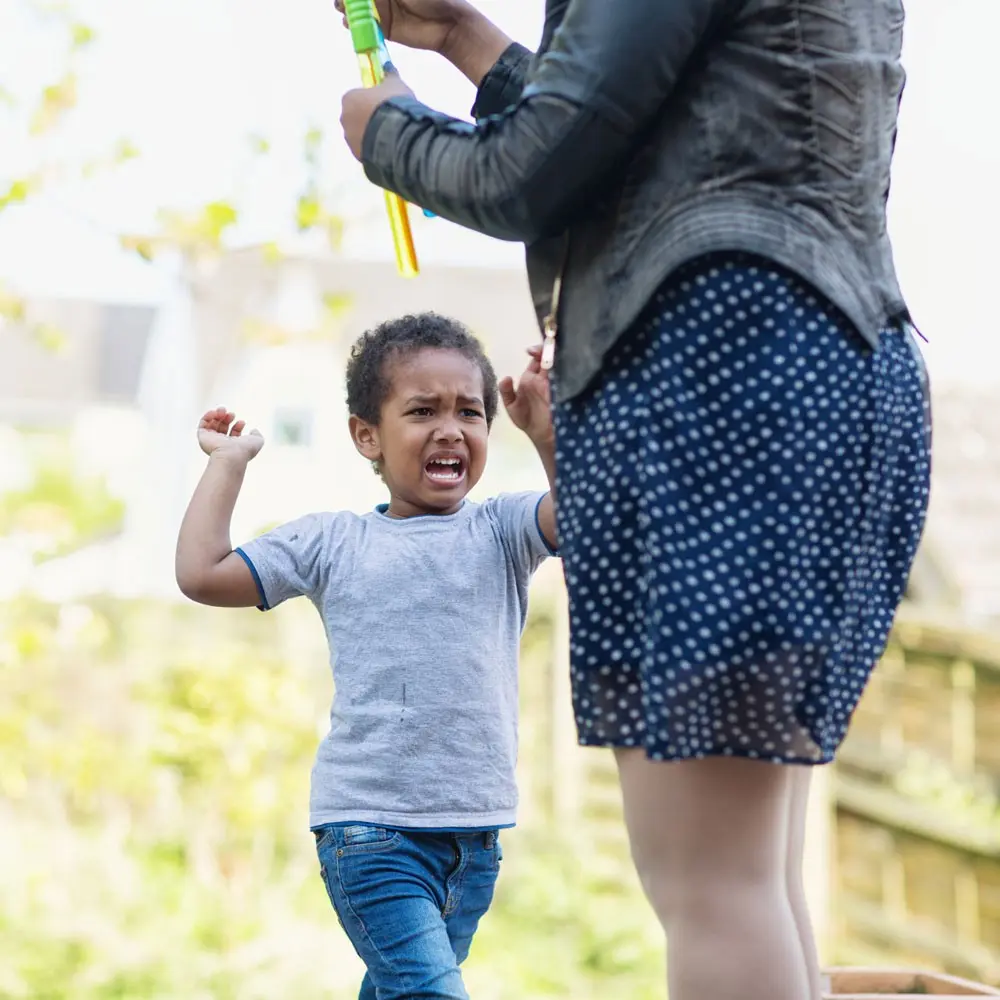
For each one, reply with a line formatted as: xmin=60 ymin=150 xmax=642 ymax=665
xmin=351 ymin=348 xmax=490 ymax=517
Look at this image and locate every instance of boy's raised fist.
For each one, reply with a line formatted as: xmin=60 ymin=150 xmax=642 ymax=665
xmin=197 ymin=406 xmax=265 ymax=460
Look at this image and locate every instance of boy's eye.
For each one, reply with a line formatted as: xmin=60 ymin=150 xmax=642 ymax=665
xmin=461 ymin=408 xmax=484 ymax=419
xmin=408 ymin=407 xmax=433 ymax=416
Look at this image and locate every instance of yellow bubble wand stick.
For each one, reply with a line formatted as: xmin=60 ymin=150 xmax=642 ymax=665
xmin=344 ymin=0 xmax=419 ymax=278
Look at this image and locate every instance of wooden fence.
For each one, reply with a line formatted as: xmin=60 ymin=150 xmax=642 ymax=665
xmin=523 ymin=576 xmax=1000 ymax=986
xmin=834 ymin=610 xmax=1000 ymax=984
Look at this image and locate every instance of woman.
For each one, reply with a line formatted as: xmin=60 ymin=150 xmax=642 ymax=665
xmin=337 ymin=2 xmax=931 ymax=998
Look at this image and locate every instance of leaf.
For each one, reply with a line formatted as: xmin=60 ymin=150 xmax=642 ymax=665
xmin=295 ymin=194 xmax=321 ymax=231
xmin=324 ymin=214 xmax=344 ymax=250
xmin=70 ymin=22 xmax=95 ymax=48
xmin=199 ymin=200 xmax=238 ymax=242
xmin=0 ymin=84 xmax=16 ymax=109
xmin=29 ymin=72 xmax=78 ymax=135
xmin=113 ymin=138 xmax=140 ymax=164
xmin=241 ymin=317 xmax=293 ymax=346
xmin=156 ymin=200 xmax=238 ymax=254
xmin=120 ymin=234 xmax=157 ymax=262
xmin=260 ymin=242 xmax=283 ymax=264
xmin=0 ymin=288 xmax=27 ymax=322
xmin=247 ymin=133 xmax=270 ymax=155
xmin=31 ymin=322 xmax=67 ymax=352
xmin=0 ymin=178 xmax=36 ymax=212
xmin=81 ymin=139 xmax=141 ymax=178
xmin=322 ymin=292 xmax=351 ymax=318
xmin=303 ymin=126 xmax=323 ymax=165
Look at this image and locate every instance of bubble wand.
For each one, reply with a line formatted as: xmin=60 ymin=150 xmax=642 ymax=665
xmin=343 ymin=0 xmax=420 ymax=277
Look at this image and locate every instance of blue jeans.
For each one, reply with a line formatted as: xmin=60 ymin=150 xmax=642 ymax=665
xmin=315 ymin=824 xmax=502 ymax=1000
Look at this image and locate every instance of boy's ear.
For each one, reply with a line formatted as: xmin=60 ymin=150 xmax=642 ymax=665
xmin=349 ymin=414 xmax=381 ymax=463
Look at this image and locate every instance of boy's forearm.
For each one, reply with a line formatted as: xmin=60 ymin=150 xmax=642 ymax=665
xmin=531 ymin=434 xmax=559 ymax=548
xmin=175 ymin=451 xmax=248 ymax=587
xmin=532 ymin=435 xmax=557 ymax=495
xmin=441 ymin=6 xmax=513 ymax=89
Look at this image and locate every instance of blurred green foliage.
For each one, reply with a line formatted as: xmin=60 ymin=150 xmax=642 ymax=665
xmin=0 ymin=435 xmax=125 ymax=562
xmin=0 ymin=595 xmax=663 ymax=999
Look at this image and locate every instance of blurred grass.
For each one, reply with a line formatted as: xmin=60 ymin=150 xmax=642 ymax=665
xmin=0 ymin=595 xmax=663 ymax=999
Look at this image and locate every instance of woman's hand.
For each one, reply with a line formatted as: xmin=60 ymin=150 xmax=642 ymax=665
xmin=334 ymin=0 xmax=510 ymax=88
xmin=334 ymin=0 xmax=472 ymax=54
xmin=340 ymin=73 xmax=415 ymax=161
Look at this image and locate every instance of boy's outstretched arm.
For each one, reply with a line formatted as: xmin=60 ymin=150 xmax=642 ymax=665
xmin=175 ymin=407 xmax=265 ymax=607
xmin=500 ymin=347 xmax=558 ymax=550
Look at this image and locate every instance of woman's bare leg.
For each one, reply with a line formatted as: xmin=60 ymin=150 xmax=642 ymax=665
xmin=786 ymin=765 xmax=825 ymax=1000
xmin=614 ymin=750 xmax=811 ymax=1000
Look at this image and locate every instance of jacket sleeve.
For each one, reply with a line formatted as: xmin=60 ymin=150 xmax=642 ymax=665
xmin=362 ymin=0 xmax=730 ymax=244
xmin=470 ymin=42 xmax=534 ymax=120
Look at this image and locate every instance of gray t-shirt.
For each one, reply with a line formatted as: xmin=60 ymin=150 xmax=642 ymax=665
xmin=237 ymin=492 xmax=554 ymax=830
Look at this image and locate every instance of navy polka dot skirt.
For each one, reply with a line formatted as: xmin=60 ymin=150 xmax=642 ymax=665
xmin=553 ymin=253 xmax=931 ymax=764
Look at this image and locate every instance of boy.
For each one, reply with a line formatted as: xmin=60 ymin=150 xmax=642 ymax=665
xmin=175 ymin=312 xmax=557 ymax=1000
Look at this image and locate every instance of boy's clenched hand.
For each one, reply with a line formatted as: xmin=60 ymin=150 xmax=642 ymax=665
xmin=197 ymin=407 xmax=265 ymax=461
xmin=500 ymin=347 xmax=554 ymax=447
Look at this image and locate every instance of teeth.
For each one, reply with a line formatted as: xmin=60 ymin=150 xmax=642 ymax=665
xmin=427 ymin=457 xmax=462 ymax=482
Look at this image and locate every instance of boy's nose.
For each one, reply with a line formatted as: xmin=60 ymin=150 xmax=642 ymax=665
xmin=434 ymin=417 xmax=463 ymax=441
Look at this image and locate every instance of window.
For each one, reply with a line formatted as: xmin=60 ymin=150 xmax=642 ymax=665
xmin=272 ymin=407 xmax=313 ymax=447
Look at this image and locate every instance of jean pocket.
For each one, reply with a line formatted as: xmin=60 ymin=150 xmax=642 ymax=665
xmin=339 ymin=824 xmax=402 ymax=854
xmin=313 ymin=826 xmax=335 ymax=851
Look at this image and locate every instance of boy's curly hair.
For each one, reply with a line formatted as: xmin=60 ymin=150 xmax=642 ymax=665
xmin=345 ymin=312 xmax=499 ymax=426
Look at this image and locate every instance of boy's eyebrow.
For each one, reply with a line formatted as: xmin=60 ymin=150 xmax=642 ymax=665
xmin=404 ymin=393 xmax=485 ymax=406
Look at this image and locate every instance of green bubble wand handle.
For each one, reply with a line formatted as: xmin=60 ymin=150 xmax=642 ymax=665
xmin=343 ymin=0 xmax=419 ymax=278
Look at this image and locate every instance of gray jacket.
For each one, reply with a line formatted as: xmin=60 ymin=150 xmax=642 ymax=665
xmin=362 ymin=0 xmax=911 ymax=400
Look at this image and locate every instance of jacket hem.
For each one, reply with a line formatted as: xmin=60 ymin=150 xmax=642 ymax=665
xmin=553 ymin=192 xmax=909 ymax=401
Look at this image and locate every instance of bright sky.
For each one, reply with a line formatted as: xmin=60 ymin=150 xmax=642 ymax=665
xmin=0 ymin=0 xmax=997 ymax=384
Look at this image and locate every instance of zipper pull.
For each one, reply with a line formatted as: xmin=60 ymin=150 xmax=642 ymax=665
xmin=540 ymin=242 xmax=566 ymax=372
xmin=540 ymin=315 xmax=557 ymax=371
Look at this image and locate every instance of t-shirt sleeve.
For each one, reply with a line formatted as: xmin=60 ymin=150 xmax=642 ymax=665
xmin=234 ymin=513 xmax=334 ymax=611
xmin=485 ymin=491 xmax=557 ymax=580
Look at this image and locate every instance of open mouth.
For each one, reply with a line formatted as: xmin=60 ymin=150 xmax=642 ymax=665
xmin=424 ymin=457 xmax=465 ymax=484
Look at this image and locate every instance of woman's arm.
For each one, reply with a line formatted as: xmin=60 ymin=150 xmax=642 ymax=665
xmin=468 ymin=42 xmax=534 ymax=120
xmin=440 ymin=9 xmax=524 ymax=101
xmin=356 ymin=0 xmax=731 ymax=244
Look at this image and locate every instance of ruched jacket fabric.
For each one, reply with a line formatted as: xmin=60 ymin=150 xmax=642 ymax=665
xmin=362 ymin=0 xmax=910 ymax=400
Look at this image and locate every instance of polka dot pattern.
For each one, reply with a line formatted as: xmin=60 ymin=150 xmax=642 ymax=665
xmin=553 ymin=254 xmax=931 ymax=764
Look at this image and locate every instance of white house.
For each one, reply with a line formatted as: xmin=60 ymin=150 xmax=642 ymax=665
xmin=4 ymin=246 xmax=999 ymax=626
xmin=3 ymin=250 xmax=547 ymax=600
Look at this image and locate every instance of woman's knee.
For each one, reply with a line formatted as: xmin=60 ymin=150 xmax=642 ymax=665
xmin=632 ymin=841 xmax=786 ymax=930
xmin=615 ymin=752 xmax=795 ymax=921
